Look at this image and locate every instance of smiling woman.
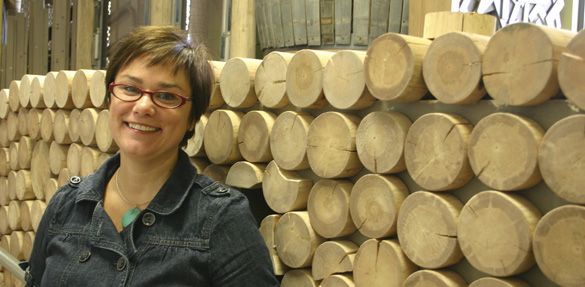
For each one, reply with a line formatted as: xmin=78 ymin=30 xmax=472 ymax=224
xmin=23 ymin=26 xmax=280 ymax=287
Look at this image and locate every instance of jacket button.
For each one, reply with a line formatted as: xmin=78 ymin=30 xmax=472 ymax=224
xmin=78 ymin=250 xmax=91 ymax=262
xmin=142 ymin=212 xmax=156 ymax=226
xmin=116 ymin=257 xmax=127 ymax=271
xmin=217 ymin=187 xmax=228 ymax=193
xmin=69 ymin=176 xmax=82 ymax=185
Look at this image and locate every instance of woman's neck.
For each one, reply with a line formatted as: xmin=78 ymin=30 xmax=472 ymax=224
xmin=116 ymin=150 xmax=179 ymax=202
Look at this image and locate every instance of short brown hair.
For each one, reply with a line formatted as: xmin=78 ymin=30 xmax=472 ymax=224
xmin=105 ymin=25 xmax=213 ymax=148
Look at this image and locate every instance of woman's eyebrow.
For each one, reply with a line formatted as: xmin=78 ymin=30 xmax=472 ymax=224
xmin=118 ymin=74 xmax=186 ymax=92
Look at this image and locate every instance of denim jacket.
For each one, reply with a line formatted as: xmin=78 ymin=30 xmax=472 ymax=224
xmin=24 ymin=150 xmax=280 ymax=286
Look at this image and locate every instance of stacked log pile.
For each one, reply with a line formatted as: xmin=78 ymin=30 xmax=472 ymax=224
xmin=1 ymin=21 xmax=585 ymax=287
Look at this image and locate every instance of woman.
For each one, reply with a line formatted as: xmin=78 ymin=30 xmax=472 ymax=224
xmin=24 ymin=26 xmax=280 ymax=286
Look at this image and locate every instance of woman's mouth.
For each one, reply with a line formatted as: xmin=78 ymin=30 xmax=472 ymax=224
xmin=127 ymin=122 xmax=161 ymax=132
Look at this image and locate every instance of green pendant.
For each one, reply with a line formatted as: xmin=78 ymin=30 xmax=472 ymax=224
xmin=122 ymin=207 xmax=141 ymax=228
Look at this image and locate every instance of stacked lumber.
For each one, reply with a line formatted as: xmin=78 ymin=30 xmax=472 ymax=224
xmin=2 ymin=21 xmax=584 ymax=287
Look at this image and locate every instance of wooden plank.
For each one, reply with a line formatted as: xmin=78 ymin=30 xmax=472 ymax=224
xmin=306 ymin=0 xmax=321 ymax=46
xmin=230 ymin=0 xmax=256 ymax=58
xmin=369 ymin=0 xmax=390 ymax=43
xmin=52 ymin=0 xmax=72 ymax=71
xmin=271 ymin=0 xmax=285 ymax=48
xmin=29 ymin=0 xmax=49 ymax=74
xmin=280 ymin=0 xmax=295 ymax=47
xmin=150 ymin=0 xmax=173 ymax=26
xmin=3 ymin=15 xmax=16 ymax=88
xmin=409 ymin=0 xmax=451 ymax=37
xmin=320 ymin=0 xmax=335 ymax=45
xmin=335 ymin=0 xmax=351 ymax=45
xmin=292 ymin=0 xmax=308 ymax=45
xmin=401 ymin=0 xmax=410 ymax=34
xmin=353 ymin=0 xmax=371 ymax=45
xmin=255 ymin=0 xmax=269 ymax=49
xmin=265 ymin=0 xmax=277 ymax=48
xmin=15 ymin=13 xmax=27 ymax=79
xmin=388 ymin=0 xmax=404 ymax=33
xmin=74 ymin=0 xmax=95 ymax=69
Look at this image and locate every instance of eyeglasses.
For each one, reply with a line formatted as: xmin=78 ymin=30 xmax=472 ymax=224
xmin=109 ymin=83 xmax=191 ymax=109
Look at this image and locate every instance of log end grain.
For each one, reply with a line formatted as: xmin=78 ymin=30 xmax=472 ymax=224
xmin=270 ymin=111 xmax=314 ymax=171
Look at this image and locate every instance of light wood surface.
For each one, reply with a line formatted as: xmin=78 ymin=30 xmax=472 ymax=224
xmin=458 ymin=190 xmax=541 ymax=277
xmin=79 ymin=108 xmax=99 ymax=146
xmin=320 ymin=274 xmax=354 ymax=287
xmin=281 ymin=269 xmax=319 ymax=287
xmin=95 ymin=109 xmax=117 ymax=153
xmin=208 ymin=61 xmax=226 ymax=110
xmin=53 ymin=109 xmax=72 ymax=144
xmin=350 ymin=174 xmax=409 ymax=239
xmin=259 ymin=214 xmax=289 ymax=276
xmin=275 ymin=211 xmax=326 ymax=268
xmin=19 ymin=75 xmax=36 ymax=109
xmin=183 ymin=112 xmax=208 ymax=157
xmin=42 ymin=71 xmax=59 ymax=108
xmin=19 ymin=200 xmax=34 ymax=232
xmin=262 ymin=160 xmax=312 ymax=213
xmin=423 ymin=32 xmax=490 ymax=104
xmin=40 ymin=108 xmax=56 ymax=142
xmin=15 ymin=170 xmax=34 ymax=201
xmin=230 ymin=0 xmax=256 ymax=58
xmin=483 ymin=23 xmax=576 ymax=106
xmin=0 ymin=89 xmax=9 ymax=119
xmin=55 ymin=70 xmax=76 ymax=109
xmin=364 ymin=33 xmax=431 ymax=102
xmin=311 ymin=240 xmax=357 ymax=280
xmin=31 ymin=140 xmax=50 ymax=200
xmin=255 ymin=51 xmax=294 ymax=108
xmin=17 ymin=107 xmax=29 ymax=137
xmin=72 ymin=69 xmax=96 ymax=109
xmin=80 ymin=146 xmax=101 ymax=177
xmin=31 ymin=200 xmax=46 ymax=232
xmin=26 ymin=108 xmax=42 ymax=140
xmin=559 ymin=29 xmax=585 ymax=111
xmin=49 ymin=141 xmax=68 ymax=176
xmin=9 ymin=80 xmax=21 ymax=112
xmin=307 ymin=179 xmax=356 ymax=238
xmin=469 ymin=277 xmax=530 ymax=287
xmin=467 ymin=113 xmax=544 ymax=191
xmin=68 ymin=108 xmax=82 ymax=143
xmin=306 ymin=112 xmax=362 ymax=178
xmin=353 ymin=239 xmax=417 ymax=287
xmin=323 ymin=50 xmax=375 ymax=110
xmin=203 ymin=109 xmax=245 ymax=164
xmin=219 ymin=57 xmax=261 ymax=108
xmin=237 ymin=110 xmax=276 ymax=163
xmin=404 ymin=269 xmax=467 ymax=287
xmin=30 ymin=75 xmax=47 ymax=108
xmin=17 ymin=136 xmax=35 ymax=170
xmin=397 ymin=191 xmax=464 ymax=269
xmin=270 ymin=111 xmax=313 ymax=171
xmin=286 ymin=50 xmax=335 ymax=109
xmin=202 ymin=164 xmax=229 ymax=185
xmin=225 ymin=161 xmax=266 ymax=189
xmin=356 ymin=111 xmax=411 ymax=174
xmin=533 ymin=205 xmax=585 ymax=287
xmin=89 ymin=70 xmax=107 ymax=108
xmin=66 ymin=143 xmax=83 ymax=176
xmin=538 ymin=115 xmax=585 ymax=204
xmin=404 ymin=113 xmax=473 ymax=191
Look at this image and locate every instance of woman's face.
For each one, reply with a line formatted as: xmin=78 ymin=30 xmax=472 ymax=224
xmin=109 ymin=56 xmax=194 ymax=161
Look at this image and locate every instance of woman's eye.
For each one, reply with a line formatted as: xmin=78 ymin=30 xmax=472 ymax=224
xmin=124 ymin=86 xmax=141 ymax=95
xmin=156 ymin=93 xmax=178 ymax=101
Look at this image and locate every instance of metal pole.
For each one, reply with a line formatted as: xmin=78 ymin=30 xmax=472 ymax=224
xmin=0 ymin=246 xmax=25 ymax=282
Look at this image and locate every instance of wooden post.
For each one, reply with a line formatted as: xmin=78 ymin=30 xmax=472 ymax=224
xmin=72 ymin=69 xmax=97 ymax=109
xmin=30 ymin=140 xmax=50 ymax=200
xmin=323 ymin=50 xmax=375 ymax=110
xmin=423 ymin=32 xmax=490 ymax=104
xmin=404 ymin=270 xmax=467 ymax=287
xmin=52 ymin=0 xmax=72 ymax=71
xmin=79 ymin=108 xmax=100 ymax=146
xmin=350 ymin=174 xmax=409 ymax=239
xmin=208 ymin=61 xmax=226 ymax=110
xmin=353 ymin=239 xmax=417 ymax=287
xmin=203 ymin=109 xmax=245 ymax=164
xmin=275 ymin=211 xmax=326 ymax=268
xmin=183 ymin=113 xmax=208 ymax=157
xmin=255 ymin=52 xmax=294 ymax=109
xmin=558 ymin=28 xmax=585 ymax=111
xmin=312 ymin=240 xmax=357 ymax=280
xmin=281 ymin=269 xmax=320 ymax=287
xmin=224 ymin=161 xmax=266 ymax=189
xmin=308 ymin=179 xmax=356 ymax=238
xmin=270 ymin=111 xmax=314 ymax=171
xmin=404 ymin=113 xmax=474 ymax=191
xmin=89 ymin=70 xmax=107 ymax=108
xmin=262 ymin=160 xmax=312 ymax=213
xmin=237 ymin=110 xmax=276 ymax=163
xmin=306 ymin=112 xmax=362 ymax=179
xmin=219 ymin=58 xmax=262 ymax=108
xmin=95 ymin=109 xmax=118 ymax=153
xmin=230 ymin=0 xmax=256 ymax=59
xmin=54 ymin=109 xmax=73 ymax=144
xmin=458 ymin=190 xmax=541 ymax=277
xmin=538 ymin=115 xmax=585 ymax=204
xmin=467 ymin=113 xmax=544 ymax=191
xmin=49 ymin=141 xmax=69 ymax=176
xmin=55 ymin=71 xmax=77 ymax=109
xmin=287 ymin=50 xmax=335 ymax=109
xmin=397 ymin=191 xmax=464 ymax=269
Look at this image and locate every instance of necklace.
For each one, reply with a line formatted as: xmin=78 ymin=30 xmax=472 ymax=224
xmin=116 ymin=171 xmax=152 ymax=228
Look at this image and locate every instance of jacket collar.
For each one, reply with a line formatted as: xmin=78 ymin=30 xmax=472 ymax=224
xmin=75 ymin=150 xmax=201 ymax=215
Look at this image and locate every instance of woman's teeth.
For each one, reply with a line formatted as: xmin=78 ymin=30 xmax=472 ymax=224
xmin=128 ymin=123 xmax=160 ymax=132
